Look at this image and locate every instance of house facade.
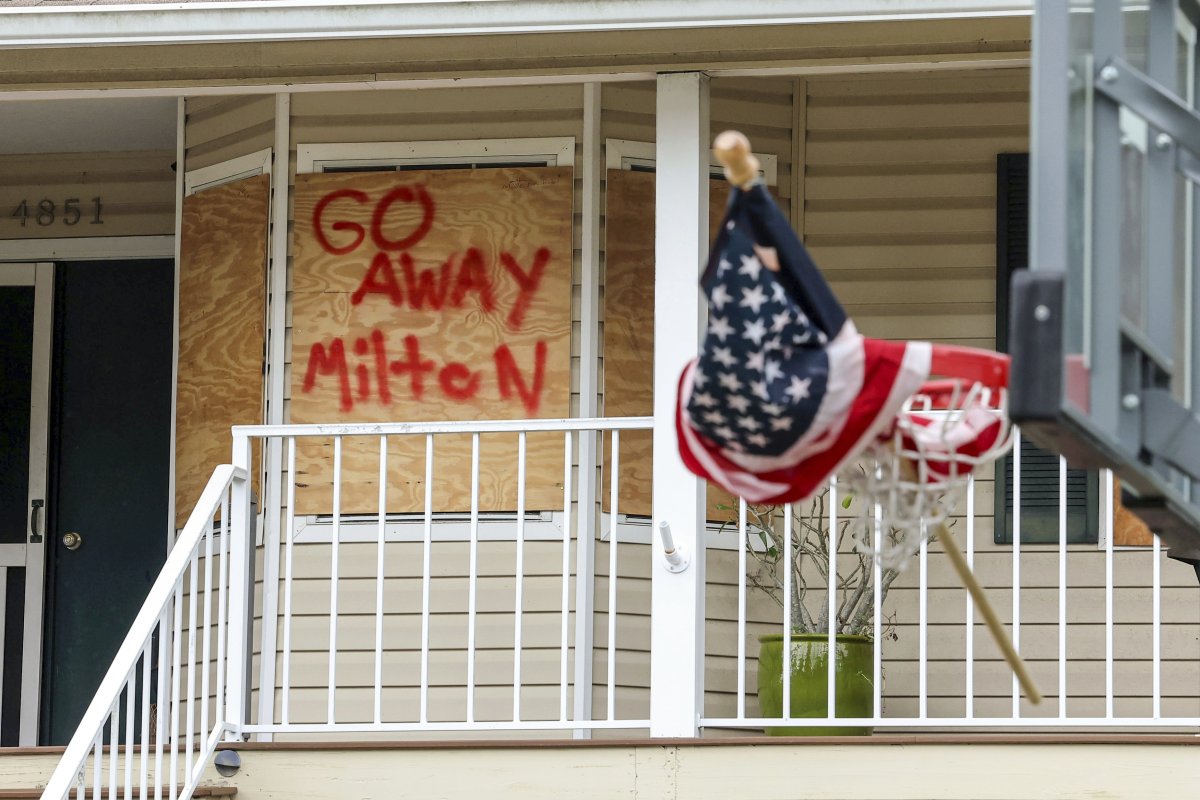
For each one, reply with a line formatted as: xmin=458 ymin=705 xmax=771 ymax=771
xmin=2 ymin=3 xmax=1199 ymax=799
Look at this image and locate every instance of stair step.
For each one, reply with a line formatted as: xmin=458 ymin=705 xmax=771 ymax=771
xmin=0 ymin=788 xmax=236 ymax=799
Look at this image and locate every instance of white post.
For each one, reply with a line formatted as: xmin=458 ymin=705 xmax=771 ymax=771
xmin=255 ymin=91 xmax=291 ymax=740
xmin=224 ymin=432 xmax=255 ymax=740
xmin=571 ymin=81 xmax=603 ymax=736
xmin=649 ymin=71 xmax=709 ymax=738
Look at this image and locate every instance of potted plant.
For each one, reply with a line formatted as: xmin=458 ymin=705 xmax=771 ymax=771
xmin=732 ymin=488 xmax=904 ymax=735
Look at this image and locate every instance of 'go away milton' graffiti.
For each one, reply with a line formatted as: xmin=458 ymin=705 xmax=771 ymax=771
xmin=300 ymin=184 xmax=555 ymax=415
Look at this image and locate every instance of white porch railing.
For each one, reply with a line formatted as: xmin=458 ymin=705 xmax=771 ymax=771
xmin=39 ymin=418 xmax=1200 ymax=800
xmin=242 ymin=416 xmax=656 ymax=736
xmin=703 ymin=443 xmax=1200 ymax=730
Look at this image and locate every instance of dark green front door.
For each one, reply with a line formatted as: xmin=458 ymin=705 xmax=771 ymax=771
xmin=41 ymin=259 xmax=174 ymax=745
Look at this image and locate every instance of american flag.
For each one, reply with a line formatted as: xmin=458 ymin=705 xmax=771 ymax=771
xmin=677 ymin=182 xmax=932 ymax=504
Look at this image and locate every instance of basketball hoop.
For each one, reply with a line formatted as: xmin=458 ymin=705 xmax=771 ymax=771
xmin=841 ymin=347 xmax=1015 ymax=571
xmin=833 ymin=344 xmax=1040 ymax=703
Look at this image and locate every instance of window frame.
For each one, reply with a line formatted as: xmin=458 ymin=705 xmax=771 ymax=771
xmin=290 ymin=136 xmax=575 ymax=545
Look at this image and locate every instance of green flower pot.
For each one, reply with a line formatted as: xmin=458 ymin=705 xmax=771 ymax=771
xmin=757 ymin=633 xmax=874 ymax=736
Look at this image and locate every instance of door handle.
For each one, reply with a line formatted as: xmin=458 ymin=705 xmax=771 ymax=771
xmin=29 ymin=499 xmax=43 ymax=543
xmin=62 ymin=531 xmax=82 ymax=551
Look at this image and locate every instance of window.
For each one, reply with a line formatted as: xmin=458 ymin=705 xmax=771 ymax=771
xmin=994 ymin=152 xmax=1099 ymax=544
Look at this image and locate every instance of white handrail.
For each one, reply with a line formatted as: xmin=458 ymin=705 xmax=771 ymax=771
xmin=231 ymin=415 xmax=653 ymax=438
xmin=40 ymin=465 xmax=247 ymax=800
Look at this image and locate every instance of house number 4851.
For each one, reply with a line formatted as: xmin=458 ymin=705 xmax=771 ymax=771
xmin=10 ymin=197 xmax=104 ymax=227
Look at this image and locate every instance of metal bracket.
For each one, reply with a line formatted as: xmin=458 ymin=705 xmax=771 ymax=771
xmin=1095 ymin=57 xmax=1200 ymax=160
xmin=657 ymin=521 xmax=690 ymax=573
xmin=1141 ymin=389 xmax=1200 ymax=482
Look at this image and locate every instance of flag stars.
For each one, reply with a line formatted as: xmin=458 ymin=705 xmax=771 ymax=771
xmin=692 ymin=369 xmax=708 ymax=388
xmin=771 ymin=311 xmax=791 ymax=333
xmin=727 ymin=395 xmax=751 ymax=413
xmin=770 ymin=282 xmax=787 ymax=304
xmin=764 ymin=359 xmax=784 ymax=384
xmin=712 ymin=347 xmax=737 ymax=367
xmin=702 ymin=410 xmax=726 ymax=425
xmin=692 ymin=391 xmax=717 ymax=408
xmin=736 ymin=415 xmax=762 ymax=432
xmin=709 ymin=316 xmax=734 ymax=342
xmin=786 ymin=376 xmax=812 ymax=402
xmin=713 ymin=425 xmax=736 ymax=441
xmin=718 ymin=372 xmax=743 ymax=392
xmin=742 ymin=318 xmax=767 ymax=346
xmin=769 ymin=417 xmax=794 ymax=431
xmin=710 ymin=284 xmax=733 ymax=310
xmin=738 ymin=254 xmax=763 ymax=281
xmin=746 ymin=350 xmax=766 ymax=372
xmin=747 ymin=433 xmax=769 ymax=448
xmin=750 ymin=380 xmax=770 ymax=401
xmin=761 ymin=402 xmax=785 ymax=416
xmin=739 ymin=285 xmax=769 ymax=314
xmin=717 ymin=256 xmax=733 ymax=275
xmin=763 ymin=336 xmax=783 ymax=353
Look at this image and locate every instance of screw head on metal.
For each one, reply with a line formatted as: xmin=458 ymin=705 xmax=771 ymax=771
xmin=1099 ymin=65 xmax=1120 ymax=83
xmin=1033 ymin=304 xmax=1052 ymax=322
xmin=1122 ymin=393 xmax=1140 ymax=411
xmin=1156 ymin=132 xmax=1174 ymax=150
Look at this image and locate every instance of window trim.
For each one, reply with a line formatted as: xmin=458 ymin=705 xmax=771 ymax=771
xmin=184 ymin=147 xmax=272 ymax=196
xmin=604 ymin=137 xmax=779 ymax=185
xmin=296 ymin=137 xmax=576 ymax=174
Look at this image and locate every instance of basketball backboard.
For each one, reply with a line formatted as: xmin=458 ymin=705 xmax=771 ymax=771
xmin=1015 ymin=0 xmax=1200 ymax=561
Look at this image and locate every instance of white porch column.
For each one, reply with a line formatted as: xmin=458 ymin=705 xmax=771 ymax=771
xmin=650 ymin=71 xmax=709 ymax=738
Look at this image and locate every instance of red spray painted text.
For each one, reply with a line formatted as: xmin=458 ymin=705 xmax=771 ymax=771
xmin=301 ymin=185 xmax=554 ymax=414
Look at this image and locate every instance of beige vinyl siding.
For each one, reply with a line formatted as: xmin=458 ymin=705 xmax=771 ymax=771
xmin=184 ymin=95 xmax=276 ymax=170
xmin=0 ymin=150 xmax=174 ymax=239
xmin=806 ymin=70 xmax=1029 ymax=348
xmin=255 ymin=541 xmax=580 ymax=725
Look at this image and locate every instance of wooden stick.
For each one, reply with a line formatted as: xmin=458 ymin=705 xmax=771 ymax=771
xmin=712 ymin=130 xmax=761 ymax=189
xmin=933 ymin=521 xmax=1044 ymax=705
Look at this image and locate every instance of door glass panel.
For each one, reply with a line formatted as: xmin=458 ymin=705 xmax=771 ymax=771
xmin=0 ymin=286 xmax=34 ymax=545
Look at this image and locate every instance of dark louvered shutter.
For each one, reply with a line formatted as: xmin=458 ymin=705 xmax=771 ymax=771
xmin=994 ymin=154 xmax=1099 ymax=544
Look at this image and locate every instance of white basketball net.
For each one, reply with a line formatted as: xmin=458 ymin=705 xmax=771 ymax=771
xmin=839 ymin=380 xmax=1015 ymax=571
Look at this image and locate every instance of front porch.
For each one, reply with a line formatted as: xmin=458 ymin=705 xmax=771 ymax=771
xmin=34 ymin=415 xmax=1200 ymax=800
xmin=3 ymin=5 xmax=1199 ymax=800
xmin=9 ymin=735 xmax=1200 ymax=800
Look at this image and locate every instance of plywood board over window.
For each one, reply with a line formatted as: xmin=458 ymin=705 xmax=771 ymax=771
xmin=602 ymin=168 xmax=735 ymax=520
xmin=290 ymin=167 xmax=573 ymax=515
xmin=175 ymin=173 xmax=270 ymax=527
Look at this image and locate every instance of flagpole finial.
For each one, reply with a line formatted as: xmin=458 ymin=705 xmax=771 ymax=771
xmin=713 ymin=130 xmax=760 ymax=190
